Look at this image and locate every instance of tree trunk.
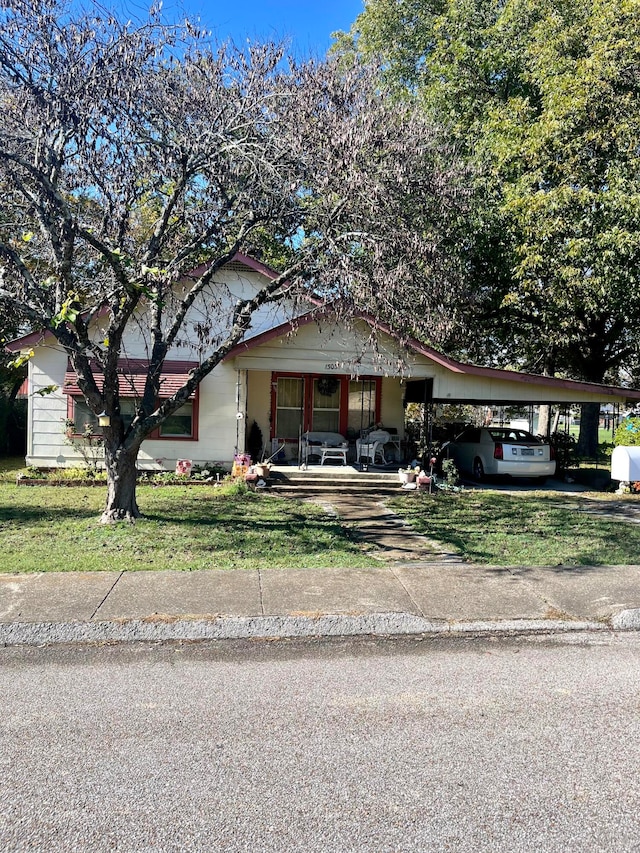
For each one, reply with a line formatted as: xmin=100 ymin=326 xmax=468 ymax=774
xmin=537 ymin=405 xmax=551 ymax=438
xmin=577 ymin=402 xmax=601 ymax=458
xmin=101 ymin=444 xmax=141 ymax=524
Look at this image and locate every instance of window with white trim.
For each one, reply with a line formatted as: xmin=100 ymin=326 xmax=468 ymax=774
xmin=70 ymin=398 xmax=137 ymax=435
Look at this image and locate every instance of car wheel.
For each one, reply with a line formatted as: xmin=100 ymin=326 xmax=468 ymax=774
xmin=473 ymin=457 xmax=485 ymax=482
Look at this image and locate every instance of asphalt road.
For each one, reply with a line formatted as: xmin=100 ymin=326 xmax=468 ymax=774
xmin=2 ymin=633 xmax=640 ymax=852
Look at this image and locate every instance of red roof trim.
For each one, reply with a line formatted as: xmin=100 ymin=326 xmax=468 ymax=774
xmin=231 ymin=252 xmax=282 ymax=279
xmin=183 ymin=252 xmax=285 ymax=283
xmin=5 ymin=329 xmax=49 ymax=352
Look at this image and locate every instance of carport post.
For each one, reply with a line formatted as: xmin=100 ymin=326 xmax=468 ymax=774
xmin=421 ymin=380 xmax=433 ymax=467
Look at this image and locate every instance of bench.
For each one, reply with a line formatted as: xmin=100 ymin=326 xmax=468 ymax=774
xmin=301 ymin=431 xmax=349 ymax=467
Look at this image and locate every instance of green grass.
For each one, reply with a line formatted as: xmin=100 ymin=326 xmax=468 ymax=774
xmin=4 ymin=454 xmax=640 ymax=571
xmin=389 ymin=490 xmax=640 ymax=566
xmin=0 ymin=457 xmax=26 ymax=482
xmin=566 ymin=426 xmax=616 ymax=445
xmin=0 ymin=479 xmax=374 ymax=573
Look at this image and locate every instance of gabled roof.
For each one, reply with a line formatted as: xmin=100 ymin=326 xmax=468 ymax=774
xmin=225 ymin=308 xmax=640 ymax=403
xmin=4 ymin=252 xmax=286 ymax=354
xmin=186 ymin=252 xmax=286 ymax=282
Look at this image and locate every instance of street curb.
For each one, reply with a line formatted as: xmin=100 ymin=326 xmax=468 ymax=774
xmin=0 ymin=612 xmax=619 ymax=647
xmin=611 ymin=609 xmax=640 ymax=630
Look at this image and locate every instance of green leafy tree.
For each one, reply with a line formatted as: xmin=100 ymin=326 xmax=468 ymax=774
xmin=339 ymin=0 xmax=640 ymax=453
xmin=614 ymin=417 xmax=640 ymax=447
xmin=490 ymin=0 xmax=640 ymax=451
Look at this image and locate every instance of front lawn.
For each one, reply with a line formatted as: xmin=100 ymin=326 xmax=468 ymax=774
xmin=389 ymin=490 xmax=640 ymax=566
xmin=0 ymin=480 xmax=374 ymax=573
xmin=4 ymin=453 xmax=640 ymax=571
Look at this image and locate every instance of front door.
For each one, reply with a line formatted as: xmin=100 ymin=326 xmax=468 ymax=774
xmin=271 ymin=373 xmax=381 ymax=441
xmin=311 ymin=376 xmax=341 ymax=432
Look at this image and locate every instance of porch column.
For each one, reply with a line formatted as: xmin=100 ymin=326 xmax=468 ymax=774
xmin=235 ymin=369 xmax=248 ymax=453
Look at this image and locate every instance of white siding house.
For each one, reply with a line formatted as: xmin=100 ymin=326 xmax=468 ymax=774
xmin=8 ymin=254 xmax=640 ymax=470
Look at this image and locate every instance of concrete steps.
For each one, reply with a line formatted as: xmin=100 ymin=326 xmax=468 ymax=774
xmin=267 ymin=464 xmax=404 ymax=497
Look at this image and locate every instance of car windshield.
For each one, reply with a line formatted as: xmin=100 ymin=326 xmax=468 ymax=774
xmin=488 ymin=428 xmax=541 ymax=443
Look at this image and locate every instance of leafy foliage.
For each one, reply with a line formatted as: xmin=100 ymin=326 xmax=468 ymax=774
xmin=338 ymin=0 xmax=640 ymax=384
xmin=614 ymin=418 xmax=640 ymax=447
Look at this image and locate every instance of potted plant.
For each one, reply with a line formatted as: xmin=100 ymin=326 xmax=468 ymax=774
xmin=254 ymin=462 xmax=271 ymax=480
xmin=416 ymin=470 xmax=431 ymax=489
xmin=398 ymin=465 xmax=420 ymax=484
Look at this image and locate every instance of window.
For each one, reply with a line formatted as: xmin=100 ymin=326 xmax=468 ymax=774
xmin=159 ymin=402 xmax=194 ymax=438
xmin=119 ymin=399 xmax=137 ymax=432
xmin=72 ymin=398 xmax=102 ymax=435
xmin=64 ymin=359 xmax=198 ymax=440
xmin=70 ymin=398 xmax=137 ymax=435
xmin=348 ymin=380 xmax=376 ymax=433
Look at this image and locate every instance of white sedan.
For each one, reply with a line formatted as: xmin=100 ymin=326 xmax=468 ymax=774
xmin=444 ymin=427 xmax=556 ymax=482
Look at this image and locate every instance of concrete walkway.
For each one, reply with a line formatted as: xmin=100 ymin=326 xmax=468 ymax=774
xmin=1 ymin=486 xmax=640 ymax=646
xmin=300 ymin=491 xmax=464 ymax=564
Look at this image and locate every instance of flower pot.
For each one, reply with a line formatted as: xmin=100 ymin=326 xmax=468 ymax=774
xmin=417 ymin=473 xmax=431 ymax=490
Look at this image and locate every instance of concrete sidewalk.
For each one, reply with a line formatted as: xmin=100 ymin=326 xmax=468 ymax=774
xmin=2 ymin=560 xmax=640 ymax=647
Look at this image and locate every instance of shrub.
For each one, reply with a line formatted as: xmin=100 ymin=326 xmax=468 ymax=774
xmin=440 ymin=458 xmax=460 ymax=489
xmin=613 ymin=417 xmax=640 ymax=447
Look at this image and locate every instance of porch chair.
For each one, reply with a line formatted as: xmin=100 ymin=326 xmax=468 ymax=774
xmin=356 ymin=429 xmax=391 ymax=466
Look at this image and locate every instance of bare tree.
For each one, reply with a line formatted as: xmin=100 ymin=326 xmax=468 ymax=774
xmin=0 ymin=0 xmax=466 ymax=521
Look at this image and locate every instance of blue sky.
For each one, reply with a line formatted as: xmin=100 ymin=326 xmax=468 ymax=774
xmin=125 ymin=0 xmax=364 ymax=55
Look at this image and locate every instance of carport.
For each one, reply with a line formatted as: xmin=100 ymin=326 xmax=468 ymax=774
xmin=397 ymin=336 xmax=640 ymax=460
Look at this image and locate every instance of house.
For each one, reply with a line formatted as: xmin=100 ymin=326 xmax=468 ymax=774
xmin=7 ymin=254 xmax=640 ymax=471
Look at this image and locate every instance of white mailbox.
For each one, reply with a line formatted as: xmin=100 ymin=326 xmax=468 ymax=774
xmin=611 ymin=446 xmax=640 ymax=482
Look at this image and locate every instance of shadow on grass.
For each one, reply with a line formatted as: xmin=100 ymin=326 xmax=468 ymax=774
xmin=140 ymin=509 xmax=326 ymax=530
xmin=0 ymin=504 xmax=99 ymax=524
xmin=443 ymin=532 xmax=634 ymax=569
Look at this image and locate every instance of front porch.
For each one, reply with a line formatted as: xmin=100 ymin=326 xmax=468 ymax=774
xmin=242 ymin=368 xmax=412 ymax=468
xmin=227 ymin=311 xmax=640 ymax=475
